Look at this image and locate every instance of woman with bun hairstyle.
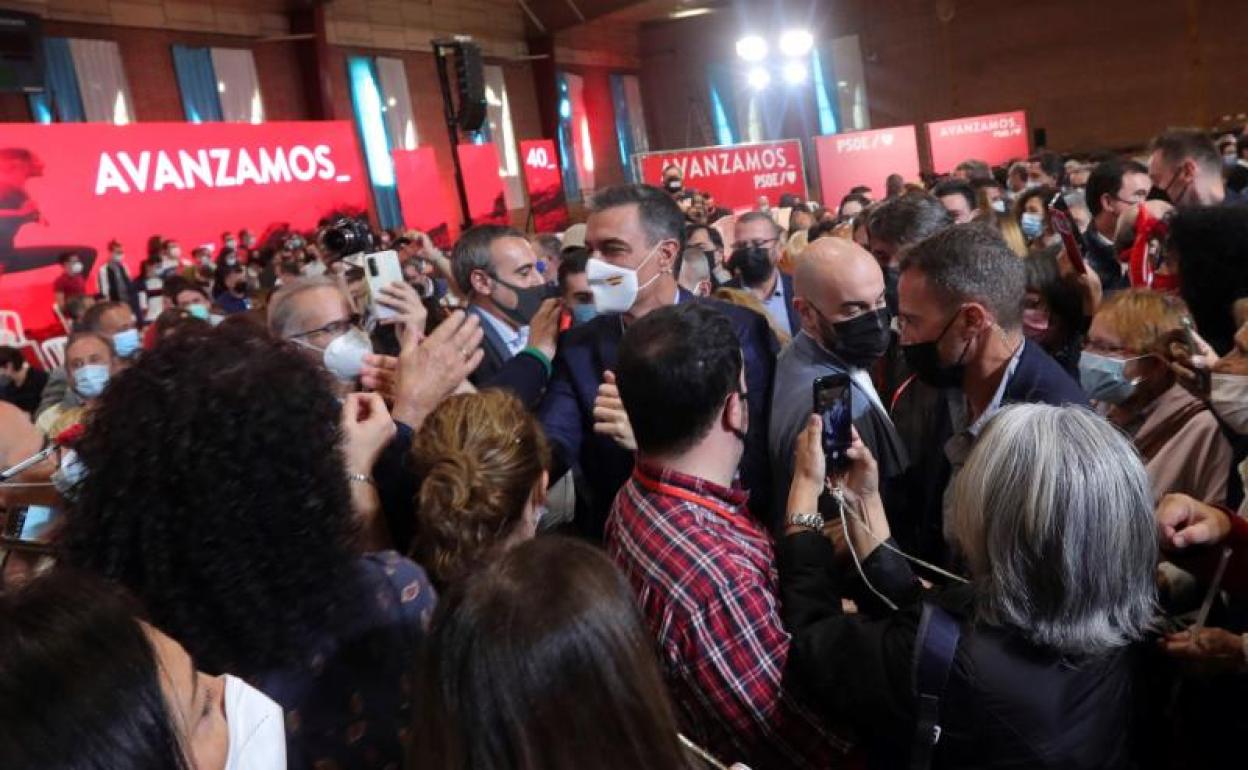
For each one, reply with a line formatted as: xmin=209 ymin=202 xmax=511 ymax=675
xmin=411 ymin=389 xmax=551 ymax=588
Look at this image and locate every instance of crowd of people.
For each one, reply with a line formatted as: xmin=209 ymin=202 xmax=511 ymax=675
xmin=2 ymin=124 xmax=1248 ymax=770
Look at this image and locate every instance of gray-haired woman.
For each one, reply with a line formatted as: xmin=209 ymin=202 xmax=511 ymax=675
xmin=778 ymin=404 xmax=1156 ymax=769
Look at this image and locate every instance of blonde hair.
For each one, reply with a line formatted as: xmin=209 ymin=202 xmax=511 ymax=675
xmin=412 ymin=390 xmax=550 ymax=587
xmin=1095 ymin=288 xmax=1188 ymax=354
xmin=712 ymin=287 xmax=792 ymax=346
xmin=993 ymin=212 xmax=1028 ymax=257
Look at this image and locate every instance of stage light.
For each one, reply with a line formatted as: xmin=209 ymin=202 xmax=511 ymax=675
xmin=736 ymin=35 xmax=768 ymax=62
xmin=747 ymin=67 xmax=771 ymax=90
xmin=779 ymin=29 xmax=814 ymax=58
xmin=783 ymin=62 xmax=807 ymax=85
xmin=670 ymin=6 xmax=713 ymax=19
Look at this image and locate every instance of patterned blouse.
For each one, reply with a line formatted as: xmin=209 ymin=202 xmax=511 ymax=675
xmin=253 ymin=551 xmax=437 ymax=770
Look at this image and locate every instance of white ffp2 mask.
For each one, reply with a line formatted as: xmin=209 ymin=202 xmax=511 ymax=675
xmin=223 ymin=674 xmax=286 ymax=770
xmin=586 ymin=245 xmax=661 ymax=315
xmin=1211 ymin=372 xmax=1248 ymax=435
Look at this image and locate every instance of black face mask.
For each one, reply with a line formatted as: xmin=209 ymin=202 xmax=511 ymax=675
xmin=815 ymin=307 xmax=892 ymax=369
xmin=900 ymin=309 xmax=969 ymax=389
xmin=728 ymin=246 xmax=773 ymax=286
xmin=493 ymin=275 xmax=555 ymax=326
xmin=231 ymin=282 xmax=247 ymax=296
xmin=883 ymin=267 xmax=900 ymax=317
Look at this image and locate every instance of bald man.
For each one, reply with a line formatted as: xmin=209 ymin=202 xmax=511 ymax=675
xmin=767 ymin=237 xmax=910 ymax=521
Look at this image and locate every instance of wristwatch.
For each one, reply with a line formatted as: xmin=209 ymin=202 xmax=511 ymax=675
xmin=788 ymin=512 xmax=825 ymax=532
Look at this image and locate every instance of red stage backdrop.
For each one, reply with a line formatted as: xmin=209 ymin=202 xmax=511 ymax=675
xmin=458 ymin=142 xmax=508 ymax=226
xmin=0 ymin=121 xmax=368 ymax=330
xmin=519 ymin=139 xmax=570 ymax=233
xmin=393 ymin=147 xmax=456 ymax=249
xmin=815 ymin=125 xmax=921 ymax=209
xmin=925 ymin=110 xmax=1030 ymax=173
xmin=634 ymin=139 xmax=808 ymax=210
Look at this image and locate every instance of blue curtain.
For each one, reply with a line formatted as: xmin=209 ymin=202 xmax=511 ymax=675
xmin=555 ymin=72 xmax=581 ymax=201
xmin=811 ymin=47 xmax=841 ymax=136
xmin=609 ymin=73 xmax=638 ymax=182
xmin=706 ymin=63 xmax=739 ymax=145
xmin=347 ymin=56 xmax=402 ymax=230
xmin=172 ymin=45 xmax=223 ymax=123
xmin=28 ymin=37 xmax=84 ymax=123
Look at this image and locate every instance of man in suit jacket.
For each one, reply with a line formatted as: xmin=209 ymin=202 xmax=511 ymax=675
xmin=539 ymin=185 xmax=779 ymax=541
xmin=891 ymin=224 xmax=1087 ymax=567
xmin=724 ymin=211 xmax=800 ymax=336
xmin=452 ymin=224 xmax=553 ymax=387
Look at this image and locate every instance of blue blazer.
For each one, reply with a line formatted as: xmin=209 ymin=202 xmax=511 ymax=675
xmin=466 ymin=304 xmax=515 ymax=388
xmin=891 ymin=338 xmax=1088 ymax=567
xmin=538 ymin=290 xmax=780 ymax=541
xmin=725 ymin=271 xmax=801 ymax=337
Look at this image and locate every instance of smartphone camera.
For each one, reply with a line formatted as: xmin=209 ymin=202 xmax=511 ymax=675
xmin=813 ymin=374 xmax=852 ymax=474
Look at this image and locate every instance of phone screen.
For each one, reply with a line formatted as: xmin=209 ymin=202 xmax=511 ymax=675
xmin=6 ymin=505 xmax=57 ymax=543
xmin=813 ymin=375 xmax=852 ymax=473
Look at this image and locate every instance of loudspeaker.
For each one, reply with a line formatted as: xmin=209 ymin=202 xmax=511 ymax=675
xmin=0 ymin=11 xmax=44 ymax=94
xmin=455 ymin=42 xmax=487 ymax=133
xmin=1033 ymin=127 xmax=1047 ymax=149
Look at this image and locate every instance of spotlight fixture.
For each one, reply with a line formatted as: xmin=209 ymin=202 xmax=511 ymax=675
xmin=782 ymin=62 xmax=807 ymax=85
xmin=735 ymin=35 xmax=768 ymax=62
xmin=778 ymin=29 xmax=814 ymax=58
xmin=747 ymin=67 xmax=771 ymax=90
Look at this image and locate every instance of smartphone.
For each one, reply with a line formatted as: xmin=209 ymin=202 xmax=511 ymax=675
xmin=1047 ymin=192 xmax=1089 ymax=275
xmin=812 ymin=374 xmax=853 ymax=474
xmin=3 ymin=505 xmax=57 ymax=543
xmin=365 ymin=249 xmax=404 ymax=321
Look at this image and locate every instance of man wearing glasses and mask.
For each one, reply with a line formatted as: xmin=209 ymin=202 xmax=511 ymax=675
xmin=724 ymin=211 xmax=800 ymax=337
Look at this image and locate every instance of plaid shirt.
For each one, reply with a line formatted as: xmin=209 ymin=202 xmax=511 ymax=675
xmin=606 ymin=461 xmax=840 ymax=770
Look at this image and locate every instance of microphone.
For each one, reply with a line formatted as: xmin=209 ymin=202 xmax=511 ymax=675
xmin=0 ymin=424 xmax=85 ymax=482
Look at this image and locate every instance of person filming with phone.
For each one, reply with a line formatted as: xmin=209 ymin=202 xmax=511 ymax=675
xmin=779 ymin=403 xmax=1157 ymax=769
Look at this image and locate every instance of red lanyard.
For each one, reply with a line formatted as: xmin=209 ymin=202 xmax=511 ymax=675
xmin=631 ymin=466 xmax=757 ymax=534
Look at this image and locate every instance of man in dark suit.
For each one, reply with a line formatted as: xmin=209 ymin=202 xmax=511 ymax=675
xmin=724 ymin=210 xmax=800 ymax=337
xmin=1083 ymin=158 xmax=1150 ymax=293
xmin=451 ymin=224 xmax=555 ymax=387
xmin=539 ymin=185 xmax=779 ymax=542
xmin=891 ymin=224 xmax=1087 ymax=568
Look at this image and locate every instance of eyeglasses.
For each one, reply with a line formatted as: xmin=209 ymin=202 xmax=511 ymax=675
xmin=730 ymin=238 xmax=777 ymax=251
xmin=288 ymin=314 xmax=360 ymax=341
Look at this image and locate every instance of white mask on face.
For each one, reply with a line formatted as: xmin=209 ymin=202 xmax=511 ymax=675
xmin=223 ymin=675 xmax=286 ymax=770
xmin=296 ymin=327 xmax=372 ymax=382
xmin=1210 ymin=372 xmax=1248 ymax=435
xmin=586 ymin=245 xmax=662 ymax=315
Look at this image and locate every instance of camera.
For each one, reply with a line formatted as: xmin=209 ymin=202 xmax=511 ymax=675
xmin=322 ymin=217 xmax=375 ymax=257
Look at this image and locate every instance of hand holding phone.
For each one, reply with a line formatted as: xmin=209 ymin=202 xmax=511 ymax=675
xmin=812 ymin=374 xmax=852 ymax=475
xmin=364 ymin=250 xmax=405 ymax=321
xmin=1047 ymin=193 xmax=1088 ymax=275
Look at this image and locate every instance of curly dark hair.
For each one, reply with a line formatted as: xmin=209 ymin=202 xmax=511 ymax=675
xmin=61 ymin=322 xmax=359 ymax=675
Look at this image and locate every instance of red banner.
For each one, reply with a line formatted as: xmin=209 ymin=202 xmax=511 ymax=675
xmin=925 ymin=110 xmax=1029 ymax=173
xmin=0 ymin=121 xmax=368 ymax=331
xmin=519 ymin=139 xmax=569 ymax=233
xmin=815 ymin=126 xmax=921 ymax=209
xmin=392 ymin=147 xmax=456 ymax=249
xmin=634 ymin=139 xmax=807 ymax=210
xmin=458 ymin=142 xmax=508 ymax=226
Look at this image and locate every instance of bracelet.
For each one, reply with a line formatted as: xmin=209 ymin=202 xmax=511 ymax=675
xmin=788 ymin=512 xmax=825 ymax=531
xmin=347 ymin=472 xmax=375 ymax=487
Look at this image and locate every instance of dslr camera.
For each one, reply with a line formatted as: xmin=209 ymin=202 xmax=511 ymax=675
xmin=321 ymin=217 xmax=375 ymax=258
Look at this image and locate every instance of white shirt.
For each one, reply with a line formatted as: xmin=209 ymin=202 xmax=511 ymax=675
xmin=477 ymin=306 xmax=529 ymax=357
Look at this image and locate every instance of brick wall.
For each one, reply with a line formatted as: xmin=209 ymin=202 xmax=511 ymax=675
xmin=640 ymin=0 xmax=1248 ymax=159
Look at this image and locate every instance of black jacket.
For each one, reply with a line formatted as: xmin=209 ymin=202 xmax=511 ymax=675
xmin=778 ymin=531 xmax=1139 ymax=769
xmin=1082 ymin=221 xmax=1129 ymax=293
